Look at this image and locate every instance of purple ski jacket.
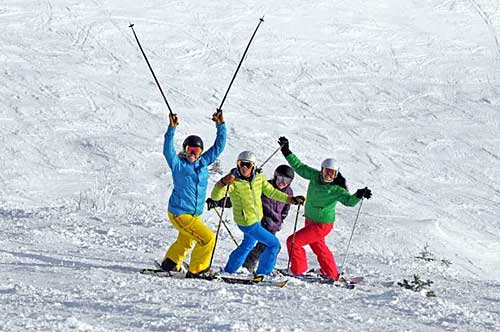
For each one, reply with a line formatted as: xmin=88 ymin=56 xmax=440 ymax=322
xmin=261 ymin=179 xmax=294 ymax=233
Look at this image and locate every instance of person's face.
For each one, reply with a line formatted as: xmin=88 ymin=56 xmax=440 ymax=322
xmin=185 ymin=146 xmax=202 ymax=163
xmin=275 ymin=175 xmax=292 ymax=189
xmin=322 ymin=167 xmax=337 ymax=182
xmin=238 ymin=160 xmax=254 ymax=177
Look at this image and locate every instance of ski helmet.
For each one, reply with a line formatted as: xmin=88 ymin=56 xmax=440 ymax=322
xmin=182 ymin=135 xmax=204 ymax=151
xmin=321 ymin=158 xmax=338 ymax=171
xmin=237 ymin=151 xmax=257 ymax=164
xmin=274 ymin=164 xmax=294 ymax=180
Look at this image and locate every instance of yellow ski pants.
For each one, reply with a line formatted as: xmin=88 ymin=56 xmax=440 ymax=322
xmin=164 ymin=212 xmax=215 ymax=274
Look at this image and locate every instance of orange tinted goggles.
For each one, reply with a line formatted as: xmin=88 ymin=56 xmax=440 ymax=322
xmin=185 ymin=145 xmax=202 ymax=156
xmin=237 ymin=160 xmax=254 ymax=170
xmin=322 ymin=168 xmax=337 ymax=178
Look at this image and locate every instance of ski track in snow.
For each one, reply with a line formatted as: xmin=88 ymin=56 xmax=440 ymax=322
xmin=1 ymin=0 xmax=500 ymax=331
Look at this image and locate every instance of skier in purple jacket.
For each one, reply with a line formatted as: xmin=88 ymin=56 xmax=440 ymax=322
xmin=242 ymin=165 xmax=295 ymax=272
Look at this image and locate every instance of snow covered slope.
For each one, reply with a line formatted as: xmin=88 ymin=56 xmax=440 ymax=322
xmin=1 ymin=0 xmax=499 ymax=331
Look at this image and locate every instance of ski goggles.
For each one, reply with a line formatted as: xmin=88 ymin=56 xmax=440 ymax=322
xmin=237 ymin=160 xmax=255 ymax=170
xmin=276 ymin=175 xmax=293 ymax=186
xmin=322 ymin=168 xmax=337 ymax=178
xmin=185 ymin=145 xmax=203 ymax=156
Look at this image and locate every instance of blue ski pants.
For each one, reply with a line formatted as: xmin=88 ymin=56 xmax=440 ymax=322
xmin=224 ymin=221 xmax=280 ymax=275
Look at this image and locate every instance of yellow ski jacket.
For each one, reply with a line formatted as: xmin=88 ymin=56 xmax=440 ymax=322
xmin=211 ymin=170 xmax=289 ymax=227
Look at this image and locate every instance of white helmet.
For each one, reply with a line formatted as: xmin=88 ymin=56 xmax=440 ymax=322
xmin=237 ymin=151 xmax=257 ymax=164
xmin=321 ymin=158 xmax=338 ymax=170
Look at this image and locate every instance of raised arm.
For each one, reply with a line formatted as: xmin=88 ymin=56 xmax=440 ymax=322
xmin=163 ymin=114 xmax=180 ymax=170
xmin=201 ymin=112 xmax=227 ymax=165
xmin=278 ymin=136 xmax=318 ymax=180
xmin=285 ymin=153 xmax=319 ymax=180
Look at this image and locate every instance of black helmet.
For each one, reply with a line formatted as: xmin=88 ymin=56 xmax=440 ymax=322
xmin=274 ymin=164 xmax=294 ymax=180
xmin=182 ymin=135 xmax=204 ymax=151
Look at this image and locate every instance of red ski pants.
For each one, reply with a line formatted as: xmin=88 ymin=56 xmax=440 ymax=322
xmin=286 ymin=219 xmax=339 ymax=280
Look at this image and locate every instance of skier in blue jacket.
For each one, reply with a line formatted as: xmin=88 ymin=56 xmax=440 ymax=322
xmin=161 ymin=111 xmax=226 ymax=277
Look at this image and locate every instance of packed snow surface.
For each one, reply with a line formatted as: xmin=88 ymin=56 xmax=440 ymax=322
xmin=1 ymin=0 xmax=499 ymax=331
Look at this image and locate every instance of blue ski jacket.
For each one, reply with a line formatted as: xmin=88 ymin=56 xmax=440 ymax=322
xmin=163 ymin=123 xmax=226 ymax=216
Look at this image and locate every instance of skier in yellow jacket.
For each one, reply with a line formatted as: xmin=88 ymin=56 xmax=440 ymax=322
xmin=211 ymin=151 xmax=305 ymax=276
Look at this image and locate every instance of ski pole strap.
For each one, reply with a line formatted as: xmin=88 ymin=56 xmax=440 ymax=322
xmin=129 ymin=23 xmax=174 ymax=115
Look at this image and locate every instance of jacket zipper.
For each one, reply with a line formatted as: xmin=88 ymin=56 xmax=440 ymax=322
xmin=194 ymin=163 xmax=199 ymax=214
xmin=249 ymin=181 xmax=259 ymax=221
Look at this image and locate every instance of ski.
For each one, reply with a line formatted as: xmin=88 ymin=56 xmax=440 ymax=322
xmin=219 ymin=275 xmax=288 ymax=288
xmin=140 ymin=268 xmax=187 ymax=279
xmin=336 ymin=280 xmax=356 ymax=289
xmin=347 ymin=276 xmax=365 ymax=285
xmin=276 ymin=268 xmax=361 ymax=289
xmin=141 ymin=268 xmax=287 ymax=287
xmin=293 ymin=276 xmax=355 ymax=289
xmin=153 ymin=259 xmax=189 ymax=272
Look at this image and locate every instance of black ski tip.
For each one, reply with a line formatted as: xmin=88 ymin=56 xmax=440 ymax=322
xmin=129 ymin=23 xmax=134 ymax=28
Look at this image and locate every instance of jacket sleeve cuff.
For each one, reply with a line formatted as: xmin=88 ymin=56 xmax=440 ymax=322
xmin=281 ymin=147 xmax=292 ymax=157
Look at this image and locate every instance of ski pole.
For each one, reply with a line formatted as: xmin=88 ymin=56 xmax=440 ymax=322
xmin=259 ymin=146 xmax=282 ymax=170
xmin=216 ymin=17 xmax=264 ymax=112
xmin=287 ymin=205 xmax=301 ymax=274
xmin=129 ymin=23 xmax=174 ymax=115
xmin=212 ymin=207 xmax=239 ymax=247
xmin=208 ymin=185 xmax=231 ymax=269
xmin=339 ymin=199 xmax=364 ymax=276
xmin=256 ymin=140 xmax=285 ymax=172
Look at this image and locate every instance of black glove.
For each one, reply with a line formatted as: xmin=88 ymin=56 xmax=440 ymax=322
xmin=206 ymin=197 xmax=232 ymax=210
xmin=278 ymin=136 xmax=291 ymax=156
xmin=355 ymin=187 xmax=372 ymax=199
xmin=287 ymin=195 xmax=306 ymax=205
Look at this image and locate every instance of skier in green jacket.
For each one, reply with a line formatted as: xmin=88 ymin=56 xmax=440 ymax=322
xmin=278 ymin=136 xmax=372 ymax=280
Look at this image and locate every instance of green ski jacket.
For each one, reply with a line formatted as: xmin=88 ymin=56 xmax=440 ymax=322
xmin=286 ymin=153 xmax=360 ymax=224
